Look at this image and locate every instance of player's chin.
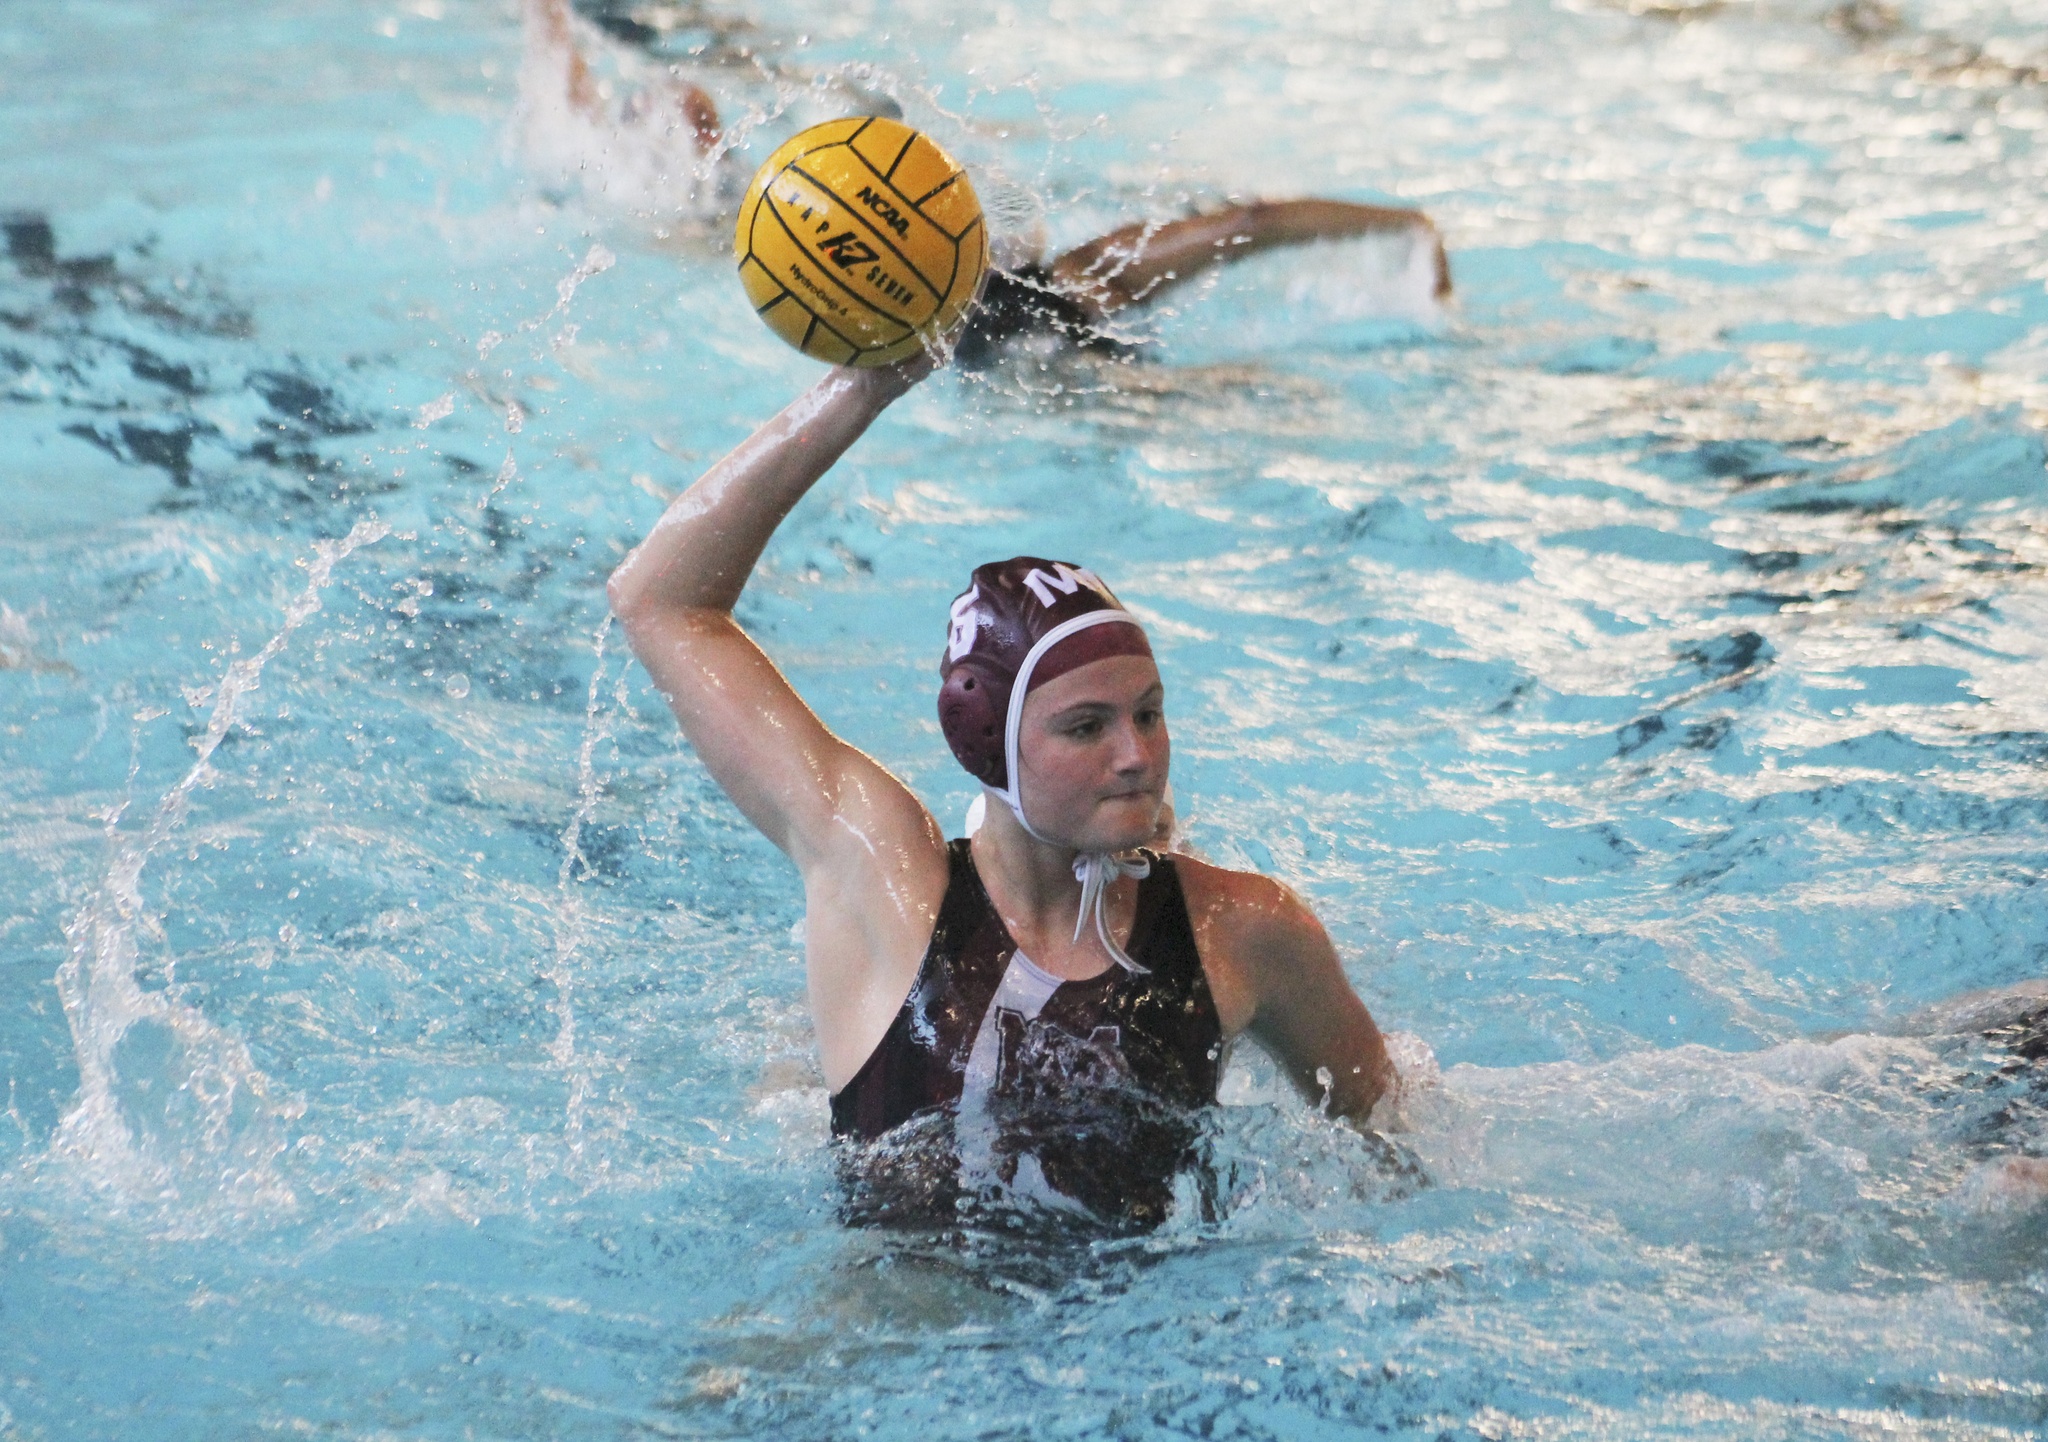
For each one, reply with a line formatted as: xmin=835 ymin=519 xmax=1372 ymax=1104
xmin=1088 ymin=791 xmax=1163 ymax=852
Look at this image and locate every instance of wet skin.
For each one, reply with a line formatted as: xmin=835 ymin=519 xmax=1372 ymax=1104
xmin=607 ymin=359 xmax=1393 ymax=1119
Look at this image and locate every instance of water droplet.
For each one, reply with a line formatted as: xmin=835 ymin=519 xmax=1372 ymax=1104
xmin=444 ymin=673 xmax=470 ymax=700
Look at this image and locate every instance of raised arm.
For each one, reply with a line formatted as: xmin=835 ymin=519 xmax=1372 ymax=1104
xmin=1047 ymin=198 xmax=1452 ymax=319
xmin=609 ymin=359 xmax=955 ymax=1089
xmin=606 ymin=361 xmax=938 ymax=874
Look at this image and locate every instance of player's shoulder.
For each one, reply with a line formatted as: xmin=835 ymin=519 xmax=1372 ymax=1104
xmin=1164 ymin=850 xmax=1322 ymax=950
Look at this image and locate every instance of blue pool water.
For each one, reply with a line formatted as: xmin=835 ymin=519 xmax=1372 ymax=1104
xmin=4 ymin=0 xmax=2048 ymax=1436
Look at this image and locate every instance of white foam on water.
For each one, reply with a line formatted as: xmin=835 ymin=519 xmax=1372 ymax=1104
xmin=0 ymin=600 xmax=34 ymax=668
xmin=1279 ymin=223 xmax=1451 ymax=328
xmin=511 ymin=0 xmax=723 ymax=220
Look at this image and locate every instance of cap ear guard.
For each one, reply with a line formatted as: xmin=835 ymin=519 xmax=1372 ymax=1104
xmin=937 ymin=661 xmax=1008 ymax=786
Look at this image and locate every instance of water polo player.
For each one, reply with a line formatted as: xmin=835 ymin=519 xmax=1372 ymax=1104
xmin=607 ymin=357 xmax=1397 ymax=1230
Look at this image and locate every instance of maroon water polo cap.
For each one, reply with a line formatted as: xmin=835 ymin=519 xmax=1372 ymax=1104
xmin=936 ymin=557 xmax=1154 ymax=796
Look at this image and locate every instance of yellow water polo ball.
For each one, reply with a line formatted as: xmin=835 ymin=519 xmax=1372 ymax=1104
xmin=734 ymin=117 xmax=989 ymax=367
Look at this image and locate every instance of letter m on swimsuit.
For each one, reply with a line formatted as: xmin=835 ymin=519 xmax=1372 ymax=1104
xmin=1021 ymin=563 xmax=1104 ymax=609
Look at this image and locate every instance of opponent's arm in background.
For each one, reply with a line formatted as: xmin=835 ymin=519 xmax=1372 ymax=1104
xmin=1048 ymin=199 xmax=1450 ymax=318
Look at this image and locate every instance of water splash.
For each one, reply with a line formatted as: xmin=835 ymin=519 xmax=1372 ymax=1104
xmin=475 ymin=243 xmax=616 ymax=362
xmin=546 ymin=614 xmax=621 ymax=1173
xmin=461 ymin=238 xmax=636 ymax=1173
xmin=46 ymin=517 xmax=391 ymax=1224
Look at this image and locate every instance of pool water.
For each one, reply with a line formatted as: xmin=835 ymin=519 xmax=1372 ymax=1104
xmin=4 ymin=0 xmax=2048 ymax=1436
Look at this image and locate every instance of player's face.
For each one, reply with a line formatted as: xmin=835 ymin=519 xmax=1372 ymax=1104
xmin=1016 ymin=654 xmax=1170 ymax=853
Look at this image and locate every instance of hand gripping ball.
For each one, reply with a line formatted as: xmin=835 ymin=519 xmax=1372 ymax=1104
xmin=734 ymin=117 xmax=989 ymax=367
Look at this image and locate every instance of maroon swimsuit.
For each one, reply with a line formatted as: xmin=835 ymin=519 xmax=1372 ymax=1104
xmin=830 ymin=839 xmax=1223 ymax=1231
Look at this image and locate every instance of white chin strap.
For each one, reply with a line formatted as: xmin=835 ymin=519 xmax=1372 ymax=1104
xmin=980 ymin=609 xmax=1155 ymax=975
xmin=1069 ymin=849 xmax=1152 ymax=975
